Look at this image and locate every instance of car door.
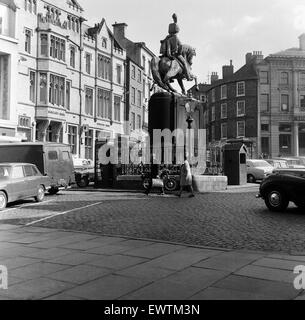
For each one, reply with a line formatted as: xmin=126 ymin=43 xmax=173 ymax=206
xmin=23 ymin=165 xmax=37 ymax=197
xmin=9 ymin=166 xmax=26 ymax=201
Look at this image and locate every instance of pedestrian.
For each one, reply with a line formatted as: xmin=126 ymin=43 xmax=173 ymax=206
xmin=178 ymin=159 xmax=195 ymax=198
xmin=144 ymin=164 xmax=165 ymax=196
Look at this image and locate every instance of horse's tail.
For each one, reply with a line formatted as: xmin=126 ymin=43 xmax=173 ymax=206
xmin=151 ymin=57 xmax=166 ymax=90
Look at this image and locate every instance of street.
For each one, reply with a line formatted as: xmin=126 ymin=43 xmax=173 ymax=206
xmin=1 ymin=186 xmax=305 ymax=253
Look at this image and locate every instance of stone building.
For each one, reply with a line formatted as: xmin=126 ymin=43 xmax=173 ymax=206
xmin=113 ymin=23 xmax=156 ymax=145
xmin=15 ymin=0 xmax=126 ymax=159
xmin=0 ymin=0 xmax=19 ymax=138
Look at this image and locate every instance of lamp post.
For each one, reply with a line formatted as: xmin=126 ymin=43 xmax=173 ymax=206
xmin=184 ymin=92 xmax=197 ymax=164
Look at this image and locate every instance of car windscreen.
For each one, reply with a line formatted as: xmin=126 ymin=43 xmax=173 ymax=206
xmin=253 ymin=161 xmax=272 ymax=168
xmin=0 ymin=166 xmax=11 ymax=180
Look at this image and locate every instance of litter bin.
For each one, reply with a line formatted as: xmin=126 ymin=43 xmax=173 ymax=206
xmin=223 ymin=143 xmax=248 ymax=185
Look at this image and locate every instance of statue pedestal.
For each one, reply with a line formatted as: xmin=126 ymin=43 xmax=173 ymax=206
xmin=192 ymin=175 xmax=228 ymax=193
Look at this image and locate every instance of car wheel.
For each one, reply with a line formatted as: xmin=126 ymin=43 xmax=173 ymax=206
xmin=0 ymin=192 xmax=7 ymax=211
xmin=142 ymin=177 xmax=150 ymax=190
xmin=247 ymin=174 xmax=256 ymax=183
xmin=77 ymin=177 xmax=89 ymax=188
xmin=35 ymin=185 xmax=45 ymax=202
xmin=164 ymin=178 xmax=178 ymax=191
xmin=264 ymin=188 xmax=289 ymax=212
xmin=48 ymin=187 xmax=59 ymax=195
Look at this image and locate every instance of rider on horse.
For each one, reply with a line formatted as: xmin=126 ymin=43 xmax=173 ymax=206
xmin=160 ymin=14 xmax=192 ymax=81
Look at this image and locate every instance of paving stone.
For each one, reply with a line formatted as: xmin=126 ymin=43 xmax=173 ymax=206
xmin=213 ymin=275 xmax=299 ymax=299
xmin=59 ymin=241 xmax=107 ymax=251
xmin=21 ymin=248 xmax=74 ymax=260
xmin=193 ymin=252 xmax=263 ymax=272
xmin=47 ymin=252 xmax=101 ymax=266
xmin=86 ymin=244 xmax=136 ymax=255
xmin=87 ymin=236 xmax=127 ymax=245
xmin=44 ymin=293 xmax=83 ymax=300
xmin=234 ymin=265 xmax=295 ymax=283
xmin=47 ymin=264 xmax=112 ymax=284
xmin=0 ymin=225 xmax=20 ymax=231
xmin=268 ymin=254 xmax=305 ymax=262
xmin=10 ymin=262 xmax=71 ymax=280
xmin=0 ymin=277 xmax=75 ymax=300
xmin=1 ymin=256 xmax=41 ymax=270
xmin=190 ymin=287 xmax=276 ymax=300
xmin=118 ymin=239 xmax=154 ymax=248
xmin=64 ymin=275 xmax=150 ymax=300
xmin=0 ymin=246 xmax=39 ymax=258
xmin=253 ymin=257 xmax=304 ymax=271
xmin=88 ymin=255 xmax=148 ymax=270
xmin=122 ymin=243 xmax=186 ymax=259
xmin=7 ymin=235 xmax=52 ymax=244
xmin=115 ymin=265 xmax=175 ymax=282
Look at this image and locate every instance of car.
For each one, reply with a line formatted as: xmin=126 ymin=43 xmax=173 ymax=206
xmin=73 ymin=157 xmax=95 ymax=188
xmin=257 ymin=168 xmax=305 ymax=212
xmin=246 ymin=159 xmax=274 ymax=183
xmin=265 ymin=159 xmax=289 ymax=169
xmin=0 ymin=163 xmax=52 ymax=210
xmin=274 ymin=157 xmax=305 ymax=169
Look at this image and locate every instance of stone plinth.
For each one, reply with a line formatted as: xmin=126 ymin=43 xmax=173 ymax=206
xmin=193 ymin=175 xmax=228 ymax=193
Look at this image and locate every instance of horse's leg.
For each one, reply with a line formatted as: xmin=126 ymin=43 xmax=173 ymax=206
xmin=166 ymin=82 xmax=177 ymax=93
xmin=177 ymin=77 xmax=186 ymax=96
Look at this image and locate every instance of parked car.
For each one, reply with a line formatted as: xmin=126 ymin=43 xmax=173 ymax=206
xmin=257 ymin=168 xmax=305 ymax=212
xmin=73 ymin=157 xmax=95 ymax=187
xmin=290 ymin=156 xmax=305 ymax=166
xmin=265 ymin=159 xmax=289 ymax=169
xmin=275 ymin=157 xmax=305 ymax=169
xmin=246 ymin=159 xmax=274 ymax=183
xmin=0 ymin=163 xmax=52 ymax=210
xmin=0 ymin=143 xmax=75 ymax=194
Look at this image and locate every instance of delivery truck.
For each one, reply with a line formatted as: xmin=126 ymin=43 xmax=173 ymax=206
xmin=0 ymin=142 xmax=75 ymax=194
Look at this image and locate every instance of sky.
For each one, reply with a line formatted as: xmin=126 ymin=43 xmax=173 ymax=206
xmin=82 ymin=0 xmax=305 ymax=90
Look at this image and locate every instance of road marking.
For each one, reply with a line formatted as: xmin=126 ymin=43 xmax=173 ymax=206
xmin=24 ymin=201 xmax=103 ymax=227
xmin=0 ymin=199 xmax=55 ymax=214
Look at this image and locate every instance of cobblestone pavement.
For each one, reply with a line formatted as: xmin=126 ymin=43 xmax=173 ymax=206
xmin=0 ymin=224 xmax=304 ymax=300
xmin=1 ymin=186 xmax=305 ymax=253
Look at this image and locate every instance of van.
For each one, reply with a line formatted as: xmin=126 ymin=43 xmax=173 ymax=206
xmin=0 ymin=142 xmax=75 ymax=194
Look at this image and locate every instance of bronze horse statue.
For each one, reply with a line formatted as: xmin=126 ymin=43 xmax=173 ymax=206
xmin=151 ymin=44 xmax=198 ymax=96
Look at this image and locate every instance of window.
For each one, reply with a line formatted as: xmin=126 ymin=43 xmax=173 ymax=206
xmin=137 ymin=69 xmax=142 ymax=83
xmin=143 ymin=80 xmax=146 ymax=100
xmin=70 ymin=46 xmax=76 ymax=68
xmin=98 ymin=55 xmax=111 ymax=80
xmin=40 ymin=34 xmax=48 ymax=57
xmin=29 ymin=71 xmax=36 ymax=103
xmin=221 ymin=103 xmax=227 ymax=119
xmin=85 ymin=88 xmax=93 ymax=115
xmin=62 ymin=151 xmax=70 ymax=161
xmin=300 ymin=95 xmax=305 ymax=111
xmin=131 ymin=65 xmax=136 ymax=79
xmin=68 ymin=126 xmax=77 ymax=154
xmin=211 ymin=89 xmax=215 ymax=103
xmin=39 ymin=73 xmax=47 ymax=104
xmin=97 ymin=88 xmax=111 ymax=119
xmin=260 ymin=71 xmax=269 ymax=84
xmin=279 ymin=124 xmax=291 ymax=132
xmin=280 ymin=72 xmax=289 ymax=85
xmin=236 ymin=82 xmax=245 ymax=96
xmin=211 ymin=106 xmax=215 ymax=121
xmin=25 ymin=29 xmax=32 ymax=54
xmin=221 ymin=85 xmax=227 ymax=99
xmin=237 ymin=100 xmax=245 ymax=116
xmin=50 ymin=36 xmax=65 ymax=61
xmin=281 ymin=94 xmax=289 ymax=112
xmin=211 ymin=125 xmax=215 ymax=141
xmin=261 ymin=137 xmax=269 ymax=155
xmin=102 ymin=38 xmax=107 ymax=49
xmin=260 ymin=94 xmax=269 ymax=112
xmin=19 ymin=116 xmax=31 ymax=128
xmin=279 ymin=134 xmax=291 ymax=155
xmin=0 ymin=17 xmax=2 ymax=35
xmin=49 ymin=74 xmax=65 ymax=107
xmin=85 ymin=53 xmax=91 ymax=74
xmin=66 ymin=81 xmax=71 ymax=110
xmin=142 ymin=55 xmax=146 ymax=72
xmin=261 ymin=124 xmax=269 ymax=132
xmin=237 ymin=121 xmax=245 ymax=137
xmin=85 ymin=130 xmax=93 ymax=160
xmin=131 ymin=87 xmax=136 ymax=105
xmin=114 ymin=96 xmax=121 ymax=122
xmin=48 ymin=151 xmax=58 ymax=160
xmin=300 ymin=72 xmax=305 ymax=85
xmin=116 ymin=65 xmax=122 ymax=84
xmin=24 ymin=165 xmax=34 ymax=177
xmin=12 ymin=166 xmax=24 ymax=179
xmin=131 ymin=112 xmax=136 ymax=131
xmin=137 ymin=115 xmax=141 ymax=129
xmin=221 ymin=123 xmax=227 ymax=139
xmin=137 ymin=90 xmax=142 ymax=107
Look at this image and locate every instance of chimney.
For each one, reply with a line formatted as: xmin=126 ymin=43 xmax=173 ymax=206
xmin=112 ymin=22 xmax=128 ymax=41
xmin=299 ymin=34 xmax=305 ymax=51
xmin=246 ymin=52 xmax=253 ymax=64
xmin=210 ymin=72 xmax=219 ymax=84
xmin=252 ymin=51 xmax=264 ymax=63
xmin=222 ymin=60 xmax=234 ymax=79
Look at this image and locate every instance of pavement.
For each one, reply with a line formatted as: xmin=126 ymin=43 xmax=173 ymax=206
xmin=0 ymin=223 xmax=305 ymax=300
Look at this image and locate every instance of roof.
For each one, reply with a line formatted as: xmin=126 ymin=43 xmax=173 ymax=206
xmin=268 ymin=47 xmax=305 ymax=59
xmin=0 ymin=163 xmax=36 ymax=167
xmin=67 ymin=0 xmax=83 ymax=11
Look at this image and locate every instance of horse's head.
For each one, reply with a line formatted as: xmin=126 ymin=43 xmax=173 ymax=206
xmin=184 ymin=46 xmax=196 ymax=66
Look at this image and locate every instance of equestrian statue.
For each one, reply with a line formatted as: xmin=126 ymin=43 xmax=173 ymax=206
xmin=151 ymin=14 xmax=199 ymax=96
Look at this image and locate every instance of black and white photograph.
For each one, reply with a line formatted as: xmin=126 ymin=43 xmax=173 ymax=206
xmin=1 ymin=0 xmax=305 ymax=309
